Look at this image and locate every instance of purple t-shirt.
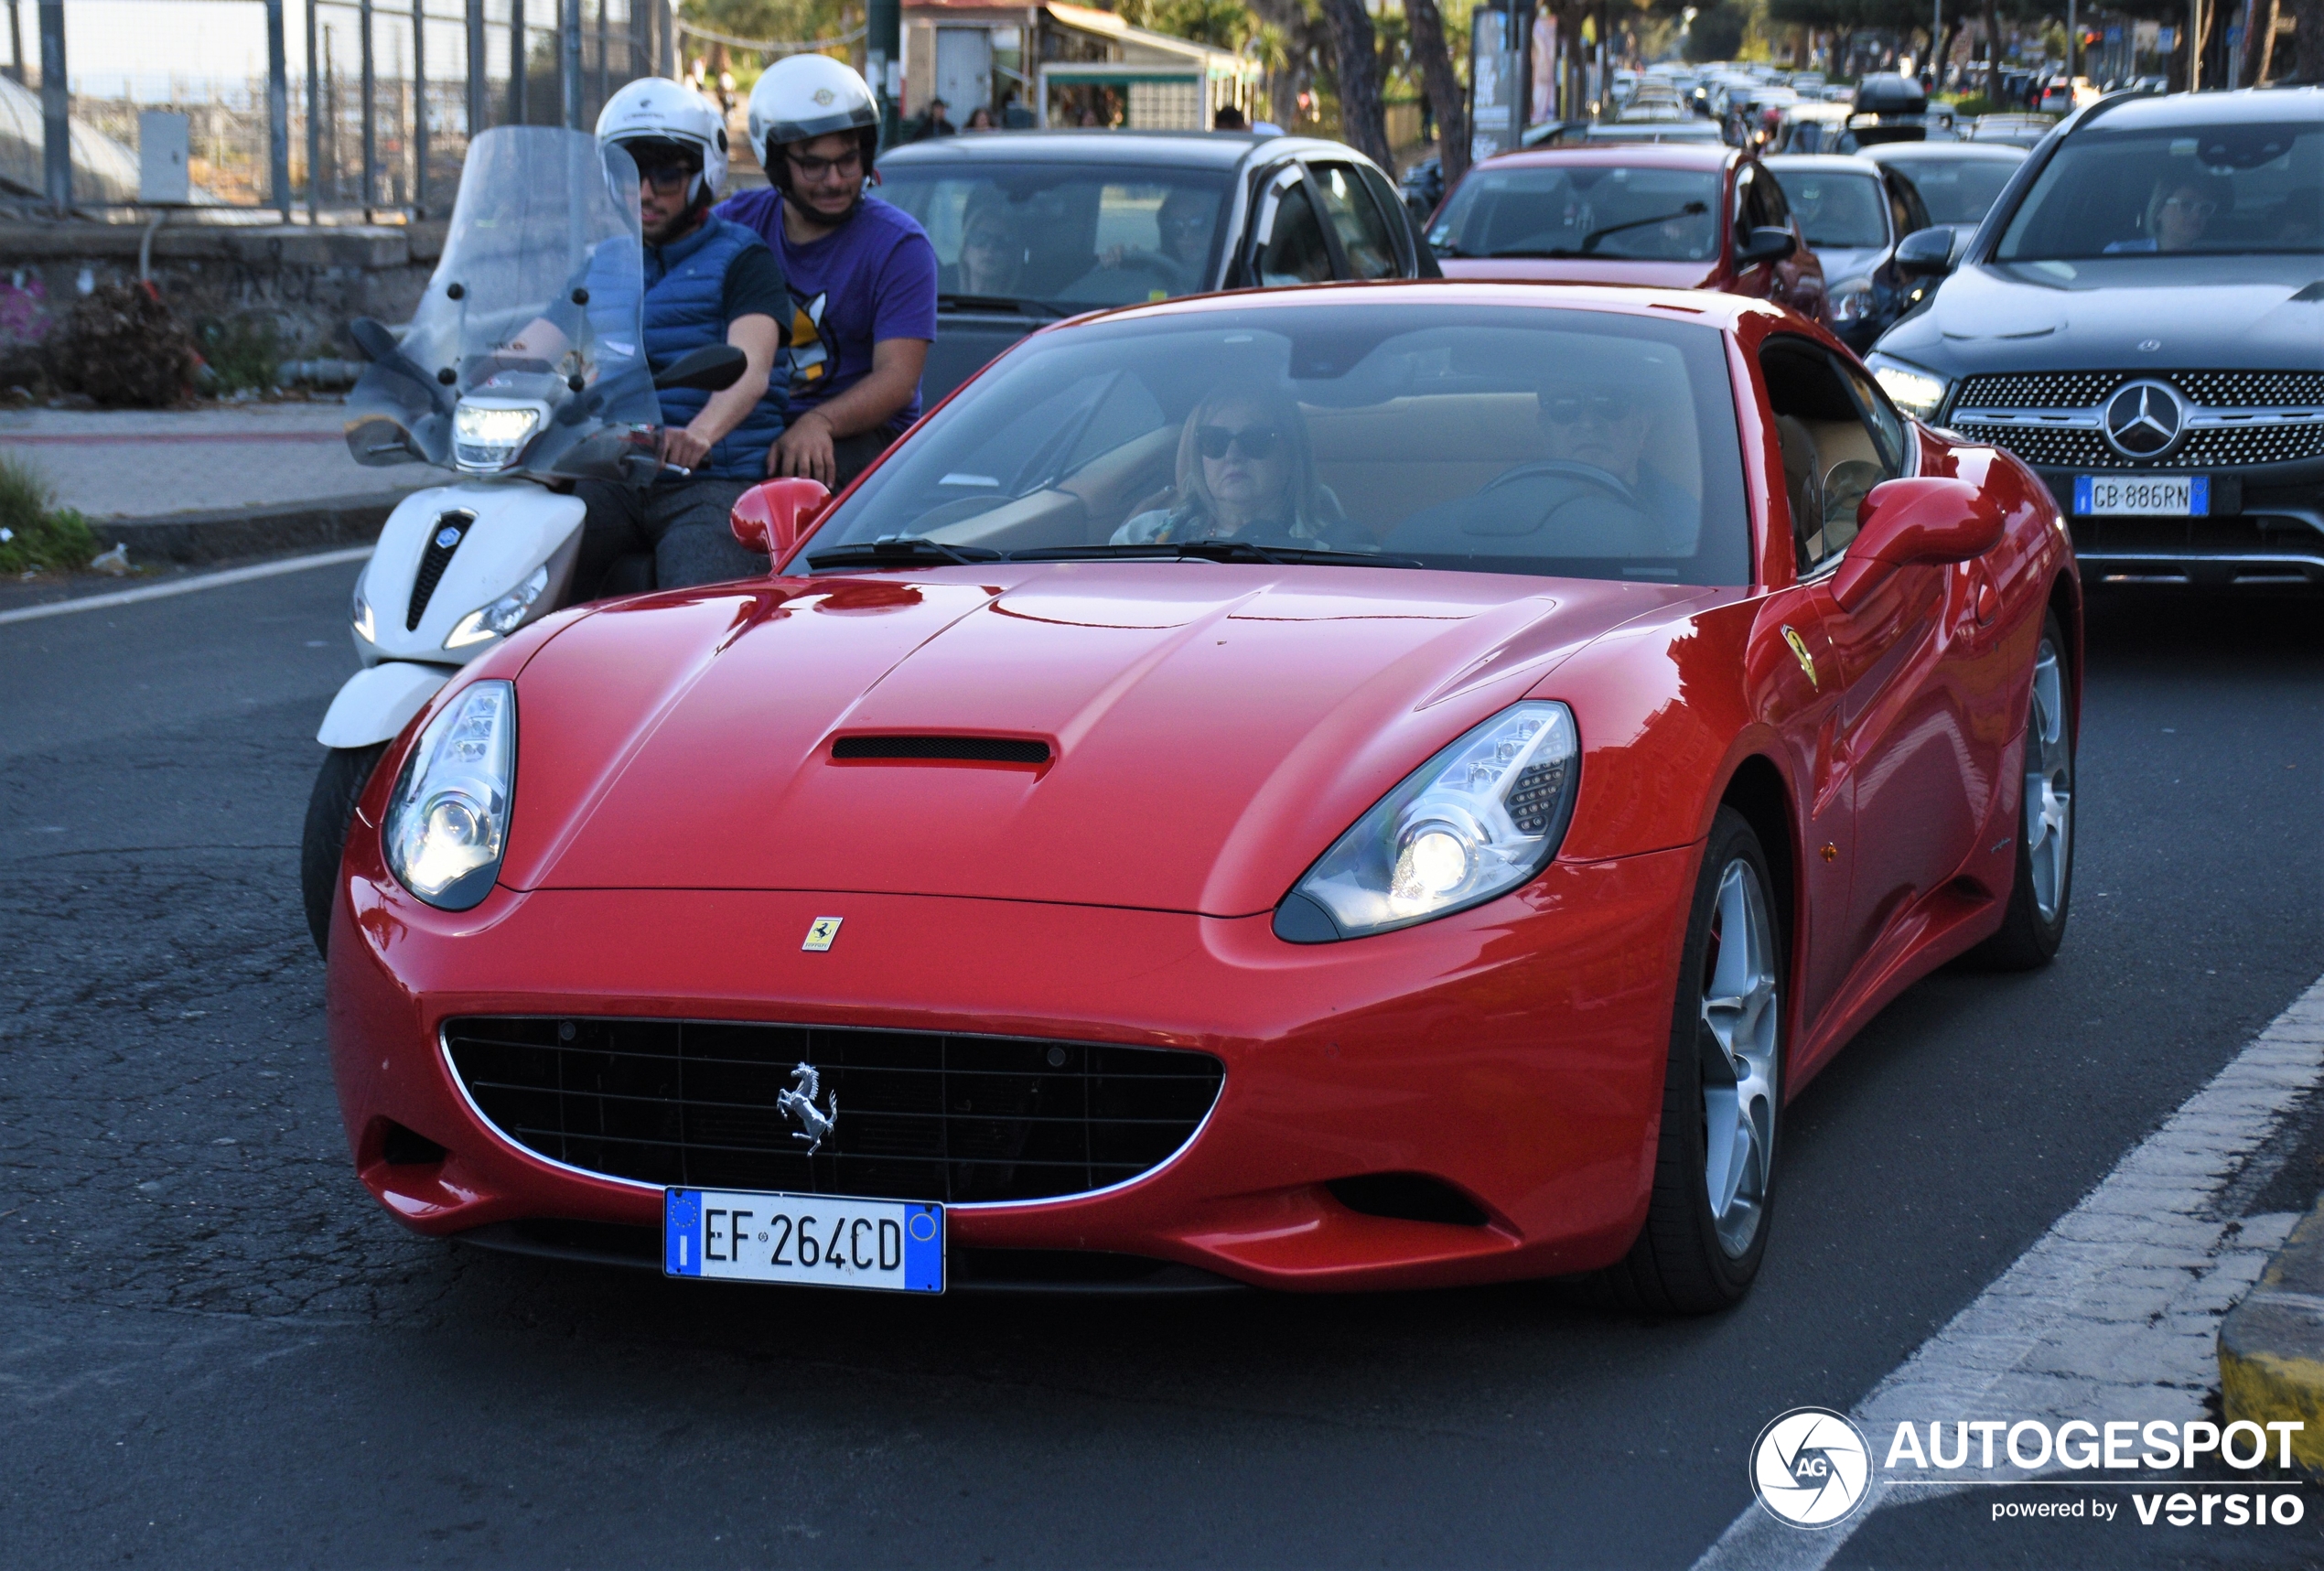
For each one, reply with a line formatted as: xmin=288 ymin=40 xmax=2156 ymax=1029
xmin=715 ymin=189 xmax=939 ymax=434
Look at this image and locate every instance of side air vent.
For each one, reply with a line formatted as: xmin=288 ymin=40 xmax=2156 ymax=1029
xmin=831 ymin=735 xmax=1051 ymax=764
xmin=406 ymin=511 xmax=475 ymax=630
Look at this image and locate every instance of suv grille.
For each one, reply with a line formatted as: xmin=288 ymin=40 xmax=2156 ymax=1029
xmin=1948 ymin=371 xmax=2324 ymax=472
xmin=444 ymin=1017 xmax=1224 ymax=1205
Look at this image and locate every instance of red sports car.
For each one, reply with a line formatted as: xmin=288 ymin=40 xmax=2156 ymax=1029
xmin=325 ymin=283 xmax=2077 ymax=1311
xmin=1428 ymin=145 xmax=1828 ymax=327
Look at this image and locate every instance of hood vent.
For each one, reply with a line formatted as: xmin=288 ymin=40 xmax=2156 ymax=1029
xmin=832 ymin=735 xmax=1051 ymax=764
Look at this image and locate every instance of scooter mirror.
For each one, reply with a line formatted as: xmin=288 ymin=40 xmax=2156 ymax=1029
xmin=730 ymin=477 xmax=832 ymax=565
xmin=348 ymin=317 xmax=401 ymax=362
xmin=655 ymin=343 xmax=748 ymax=393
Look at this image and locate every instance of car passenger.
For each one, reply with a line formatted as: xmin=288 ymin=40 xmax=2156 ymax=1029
xmin=1111 ymin=388 xmax=1351 ymax=545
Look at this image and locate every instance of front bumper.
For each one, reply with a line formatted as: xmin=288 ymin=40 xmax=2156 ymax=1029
xmin=325 ymin=845 xmax=1698 ymax=1294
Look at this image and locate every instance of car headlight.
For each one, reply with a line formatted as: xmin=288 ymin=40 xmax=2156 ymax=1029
xmin=445 ymin=564 xmax=550 ymax=651
xmin=383 ymin=679 xmax=515 ymax=910
xmin=1275 ymin=701 xmax=1580 ymax=942
xmin=1828 ymin=278 xmax=1874 ymax=326
xmin=1866 ymin=353 xmax=1948 ymax=419
xmin=351 ymin=580 xmax=375 ymax=643
xmin=451 ymin=400 xmax=545 ymax=472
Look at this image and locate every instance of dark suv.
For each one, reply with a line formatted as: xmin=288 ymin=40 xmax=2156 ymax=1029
xmin=1866 ymin=88 xmax=2324 ymax=586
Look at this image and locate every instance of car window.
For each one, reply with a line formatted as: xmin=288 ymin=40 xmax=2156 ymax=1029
xmin=1772 ymin=168 xmax=1888 ymax=247
xmin=1759 ymin=335 xmax=1906 ymax=576
xmin=1886 ymin=170 xmax=1932 ymax=237
xmin=1996 ymin=121 xmax=2323 ymax=259
xmin=1357 ymin=164 xmax=1416 ymax=272
xmin=1256 ymin=177 xmax=1336 ymax=285
xmin=1886 ymin=156 xmax=2020 ymax=225
xmin=812 ymin=302 xmax=1754 ymax=586
xmin=877 ymin=163 xmax=1232 ymax=309
xmin=1431 ymin=165 xmax=1722 ymax=262
xmin=1310 ymin=162 xmax=1401 ymax=280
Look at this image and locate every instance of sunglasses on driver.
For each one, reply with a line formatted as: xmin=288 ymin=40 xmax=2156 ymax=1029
xmin=1196 ymin=425 xmax=1283 ymax=460
xmin=1541 ymin=390 xmax=1639 ymax=425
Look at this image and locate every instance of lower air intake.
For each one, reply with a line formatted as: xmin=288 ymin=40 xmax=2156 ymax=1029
xmin=444 ymin=1017 xmax=1222 ymax=1205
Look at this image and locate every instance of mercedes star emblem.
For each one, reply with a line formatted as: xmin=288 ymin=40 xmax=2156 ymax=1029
xmin=2101 ymin=380 xmax=2187 ymax=460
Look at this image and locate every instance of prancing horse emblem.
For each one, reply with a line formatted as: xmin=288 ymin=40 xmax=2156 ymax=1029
xmin=1781 ymin=625 xmax=1819 ymax=689
xmin=779 ymin=1063 xmax=837 ymax=1155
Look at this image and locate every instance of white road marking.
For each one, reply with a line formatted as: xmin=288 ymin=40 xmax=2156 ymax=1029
xmin=1695 ymin=973 xmax=2324 ymax=1571
xmin=0 ymin=547 xmax=371 ymax=627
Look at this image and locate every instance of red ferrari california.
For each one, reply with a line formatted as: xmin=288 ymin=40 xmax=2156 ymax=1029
xmin=325 ymin=283 xmax=2078 ymax=1311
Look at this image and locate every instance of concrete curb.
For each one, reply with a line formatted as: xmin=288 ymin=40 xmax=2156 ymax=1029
xmin=2221 ymin=1193 xmax=2324 ymax=1473
xmin=94 ymin=491 xmax=407 ymax=566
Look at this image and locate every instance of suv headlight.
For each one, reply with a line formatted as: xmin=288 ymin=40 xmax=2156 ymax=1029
xmin=383 ymin=680 xmax=515 ymax=909
xmin=452 ymin=400 xmax=545 ymax=472
xmin=445 ymin=565 xmax=550 ymax=650
xmin=1275 ymin=701 xmax=1580 ymax=942
xmin=1866 ymin=352 xmax=1949 ymax=419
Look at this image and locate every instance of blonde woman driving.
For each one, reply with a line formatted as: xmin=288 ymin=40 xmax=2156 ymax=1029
xmin=1112 ymin=388 xmax=1350 ymax=544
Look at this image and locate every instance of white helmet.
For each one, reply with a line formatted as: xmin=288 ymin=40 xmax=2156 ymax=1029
xmin=748 ymin=54 xmax=880 ymax=171
xmin=596 ymin=77 xmax=728 ymax=206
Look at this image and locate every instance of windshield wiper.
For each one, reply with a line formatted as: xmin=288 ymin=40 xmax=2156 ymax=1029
xmin=804 ymin=536 xmax=1004 ymax=569
xmin=1580 ymin=201 xmax=1709 ymax=254
xmin=1481 ymin=247 xmax=1585 ymax=259
xmin=1012 ymin=542 xmax=1424 ymax=569
xmin=937 ymin=293 xmax=1068 ymax=319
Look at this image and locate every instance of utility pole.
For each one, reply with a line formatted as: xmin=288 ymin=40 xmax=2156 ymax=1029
xmin=306 ymin=0 xmax=320 ymax=219
xmin=867 ymin=0 xmax=900 ymax=145
xmin=466 ymin=0 xmax=486 ymax=138
xmin=510 ymin=0 xmax=526 ymax=125
xmin=266 ymin=0 xmax=292 ymax=219
xmin=360 ymin=0 xmax=376 ymax=217
xmin=37 ymin=0 xmax=64 ymax=212
xmin=411 ymin=0 xmax=425 ymax=214
xmin=560 ymin=0 xmax=580 ymax=128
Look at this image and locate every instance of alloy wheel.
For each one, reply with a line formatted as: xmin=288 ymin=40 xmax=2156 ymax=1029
xmin=2024 ymin=639 xmax=2072 ymax=924
xmin=1699 ymin=857 xmax=1779 ymax=1258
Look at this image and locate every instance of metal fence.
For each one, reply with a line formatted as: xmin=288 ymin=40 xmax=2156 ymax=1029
xmin=13 ymin=0 xmax=672 ymax=220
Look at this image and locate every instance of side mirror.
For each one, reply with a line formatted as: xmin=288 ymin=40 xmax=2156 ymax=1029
xmin=730 ymin=477 xmax=832 ymax=563
xmin=655 ymin=343 xmax=748 ymax=393
xmin=1833 ymin=477 xmax=2006 ymax=609
xmin=1895 ymin=225 xmax=1959 ymax=277
xmin=348 ymin=317 xmax=400 ymax=362
xmin=1736 ymin=225 xmax=1798 ymax=267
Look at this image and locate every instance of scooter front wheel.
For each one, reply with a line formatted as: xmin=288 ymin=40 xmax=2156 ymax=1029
xmin=302 ymin=743 xmax=387 ymax=959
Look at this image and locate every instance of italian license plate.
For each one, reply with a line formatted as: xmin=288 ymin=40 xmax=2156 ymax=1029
xmin=2073 ymin=474 xmax=2209 ymax=517
xmin=663 ymin=1188 xmax=943 ymax=1294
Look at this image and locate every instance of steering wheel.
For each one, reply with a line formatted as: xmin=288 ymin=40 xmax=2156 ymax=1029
xmin=1478 ymin=458 xmax=1651 ymax=515
xmin=1104 ymin=252 xmax=1189 ymax=292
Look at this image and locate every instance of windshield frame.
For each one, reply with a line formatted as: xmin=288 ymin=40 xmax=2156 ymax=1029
xmin=789 ymin=297 xmax=1756 ymax=590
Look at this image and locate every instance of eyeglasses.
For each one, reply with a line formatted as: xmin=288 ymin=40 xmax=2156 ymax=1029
xmin=1160 ymin=212 xmax=1210 ymax=234
xmin=637 ymin=164 xmax=696 ymax=196
xmin=1541 ymin=391 xmax=1637 ymax=425
xmin=785 ymin=147 xmax=865 ymax=179
xmin=2159 ymin=196 xmax=2218 ymax=221
xmin=1196 ymin=424 xmax=1282 ymax=460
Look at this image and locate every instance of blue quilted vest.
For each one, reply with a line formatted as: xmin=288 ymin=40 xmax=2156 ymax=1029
xmin=643 ymin=214 xmax=789 ymax=479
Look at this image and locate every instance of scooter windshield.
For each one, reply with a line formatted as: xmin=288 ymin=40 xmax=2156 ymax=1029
xmin=346 ymin=126 xmax=658 ymax=481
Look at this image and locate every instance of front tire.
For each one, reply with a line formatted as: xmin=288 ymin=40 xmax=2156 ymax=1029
xmin=1607 ymin=806 xmax=1785 ymax=1315
xmin=1968 ymin=611 xmax=2074 ymax=970
xmin=301 ymin=743 xmax=386 ymax=959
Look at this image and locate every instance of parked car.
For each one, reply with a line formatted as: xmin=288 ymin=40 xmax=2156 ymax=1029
xmin=1857 ymin=139 xmax=2028 ymax=245
xmin=1765 ymin=153 xmax=1932 ymax=350
xmin=877 ymin=131 xmax=1437 ymax=405
xmin=1427 ymin=144 xmax=1827 ymax=325
xmin=324 ymin=282 xmax=2080 ymax=1309
xmin=1869 ymin=88 xmax=2324 ymax=586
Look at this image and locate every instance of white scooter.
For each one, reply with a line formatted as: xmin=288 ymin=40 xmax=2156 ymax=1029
xmin=301 ymin=124 xmax=743 ymax=955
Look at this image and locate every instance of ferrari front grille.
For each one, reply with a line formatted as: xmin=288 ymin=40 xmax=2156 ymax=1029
xmin=443 ymin=1017 xmax=1223 ymax=1205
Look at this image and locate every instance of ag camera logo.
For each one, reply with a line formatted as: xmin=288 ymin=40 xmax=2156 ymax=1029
xmin=1752 ymin=1407 xmax=1872 ymax=1529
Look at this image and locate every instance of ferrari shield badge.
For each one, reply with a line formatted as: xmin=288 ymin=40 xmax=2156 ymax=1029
xmin=802 ymin=916 xmax=843 ymax=952
xmin=1781 ymin=626 xmax=1818 ymax=689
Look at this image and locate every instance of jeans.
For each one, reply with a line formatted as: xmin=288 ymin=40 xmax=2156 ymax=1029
xmin=573 ymin=476 xmax=768 ymax=599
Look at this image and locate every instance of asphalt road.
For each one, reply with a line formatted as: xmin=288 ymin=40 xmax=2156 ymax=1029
xmin=1 ymin=565 xmax=2319 ymax=1569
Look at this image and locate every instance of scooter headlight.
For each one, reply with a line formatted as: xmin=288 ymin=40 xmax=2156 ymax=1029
xmin=451 ymin=400 xmax=545 ymax=472
xmin=383 ymin=680 xmax=515 ymax=909
xmin=445 ymin=565 xmax=551 ymax=651
xmin=351 ymin=580 xmax=375 ymax=643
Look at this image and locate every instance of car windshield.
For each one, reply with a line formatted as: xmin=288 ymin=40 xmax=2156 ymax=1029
xmin=1883 ymin=154 xmax=2020 ymax=224
xmin=1996 ymin=122 xmax=2323 ymax=259
xmin=808 ymin=301 xmax=1751 ymax=586
xmin=877 ymin=162 xmax=1233 ymax=310
xmin=1772 ymin=168 xmax=1887 ymax=247
xmin=1429 ymin=166 xmax=1721 ymax=260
